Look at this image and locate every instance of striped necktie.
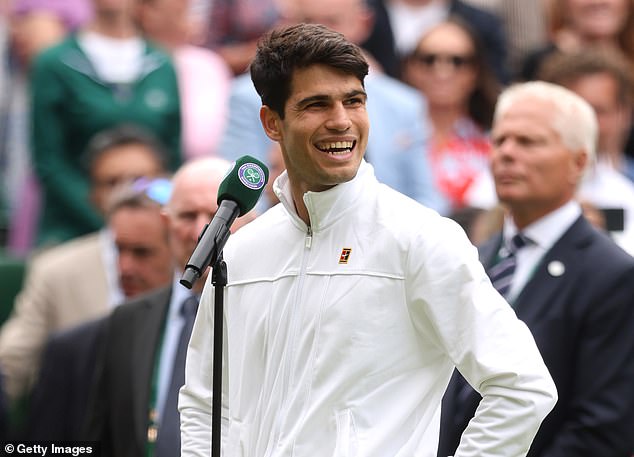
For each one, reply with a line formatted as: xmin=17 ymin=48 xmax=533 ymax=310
xmin=489 ymin=233 xmax=528 ymax=298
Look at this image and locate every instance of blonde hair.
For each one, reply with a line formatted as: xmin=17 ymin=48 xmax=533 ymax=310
xmin=494 ymin=81 xmax=598 ymax=170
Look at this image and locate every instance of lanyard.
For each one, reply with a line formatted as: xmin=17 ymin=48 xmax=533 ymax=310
xmin=146 ymin=315 xmax=168 ymax=457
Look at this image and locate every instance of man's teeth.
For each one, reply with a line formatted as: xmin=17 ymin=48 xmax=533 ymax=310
xmin=317 ymin=141 xmax=354 ymax=154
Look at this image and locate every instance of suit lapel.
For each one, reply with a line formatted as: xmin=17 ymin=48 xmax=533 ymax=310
xmin=131 ymin=287 xmax=172 ymax=450
xmin=512 ymin=217 xmax=593 ymax=323
xmin=478 ymin=234 xmax=502 ymax=269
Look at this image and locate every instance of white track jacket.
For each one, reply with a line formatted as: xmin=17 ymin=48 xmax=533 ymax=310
xmin=180 ymin=160 xmax=557 ymax=457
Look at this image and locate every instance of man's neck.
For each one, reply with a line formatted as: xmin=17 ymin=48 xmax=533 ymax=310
xmin=86 ymin=14 xmax=138 ymax=39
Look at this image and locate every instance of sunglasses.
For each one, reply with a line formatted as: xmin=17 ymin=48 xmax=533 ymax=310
xmin=132 ymin=177 xmax=173 ymax=205
xmin=412 ymin=52 xmax=475 ymax=69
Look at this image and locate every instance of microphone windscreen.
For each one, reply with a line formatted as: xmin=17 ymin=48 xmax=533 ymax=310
xmin=217 ymin=155 xmax=269 ymax=216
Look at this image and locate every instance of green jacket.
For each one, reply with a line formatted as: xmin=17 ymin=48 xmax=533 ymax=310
xmin=30 ymin=34 xmax=182 ymax=246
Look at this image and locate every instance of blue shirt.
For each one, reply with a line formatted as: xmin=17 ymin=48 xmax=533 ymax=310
xmin=155 ymin=274 xmax=196 ymax=420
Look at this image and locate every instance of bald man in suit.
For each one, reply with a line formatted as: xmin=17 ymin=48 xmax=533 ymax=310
xmin=86 ymin=158 xmax=256 ymax=457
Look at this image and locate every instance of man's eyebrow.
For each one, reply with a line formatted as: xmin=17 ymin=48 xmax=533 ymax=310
xmin=296 ymin=94 xmax=331 ymax=107
xmin=346 ymin=89 xmax=367 ymax=99
xmin=296 ymin=90 xmax=368 ymax=107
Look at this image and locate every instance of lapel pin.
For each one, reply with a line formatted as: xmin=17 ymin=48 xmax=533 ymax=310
xmin=547 ymin=260 xmax=565 ymax=277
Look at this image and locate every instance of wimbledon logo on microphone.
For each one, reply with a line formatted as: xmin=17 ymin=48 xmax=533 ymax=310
xmin=238 ymin=162 xmax=266 ymax=190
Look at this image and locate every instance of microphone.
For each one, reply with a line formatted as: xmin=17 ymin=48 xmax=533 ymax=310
xmin=180 ymin=155 xmax=269 ymax=289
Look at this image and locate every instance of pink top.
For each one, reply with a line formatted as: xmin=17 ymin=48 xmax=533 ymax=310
xmin=173 ymin=45 xmax=232 ymax=158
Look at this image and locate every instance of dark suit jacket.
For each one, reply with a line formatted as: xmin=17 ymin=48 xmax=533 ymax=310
xmin=86 ymin=286 xmax=172 ymax=457
xmin=438 ymin=215 xmax=634 ymax=457
xmin=26 ymin=317 xmax=107 ymax=440
xmin=363 ymin=0 xmax=509 ymax=83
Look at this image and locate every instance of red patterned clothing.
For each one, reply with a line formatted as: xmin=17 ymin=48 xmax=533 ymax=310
xmin=430 ymin=118 xmax=491 ymax=210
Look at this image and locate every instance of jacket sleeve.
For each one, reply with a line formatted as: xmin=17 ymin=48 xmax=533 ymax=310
xmin=391 ymin=99 xmax=447 ymax=214
xmin=180 ymin=279 xmax=229 ymax=456
xmin=405 ymin=217 xmax=557 ymax=456
xmin=0 ymin=256 xmax=57 ymax=403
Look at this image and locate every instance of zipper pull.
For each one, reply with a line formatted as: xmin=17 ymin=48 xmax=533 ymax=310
xmin=305 ymin=226 xmax=313 ymax=249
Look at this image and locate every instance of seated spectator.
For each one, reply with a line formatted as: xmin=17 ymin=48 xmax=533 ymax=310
xmin=402 ymin=17 xmax=500 ymax=212
xmin=520 ymin=0 xmax=634 ymax=80
xmin=200 ymin=0 xmax=280 ymax=75
xmin=460 ymin=0 xmax=548 ymax=79
xmin=26 ymin=177 xmax=175 ymax=440
xmin=540 ymin=48 xmax=634 ymax=254
xmin=30 ymin=0 xmax=182 ymax=247
xmin=25 ymin=177 xmax=176 ymax=441
xmin=0 ymin=124 xmax=171 ymax=405
xmin=3 ymin=0 xmax=91 ymax=255
xmin=363 ymin=0 xmax=509 ymax=83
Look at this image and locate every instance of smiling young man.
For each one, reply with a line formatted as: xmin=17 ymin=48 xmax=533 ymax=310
xmin=179 ymin=24 xmax=557 ymax=457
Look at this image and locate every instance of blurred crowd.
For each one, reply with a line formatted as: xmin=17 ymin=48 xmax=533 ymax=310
xmin=1 ymin=0 xmax=633 ymax=255
xmin=0 ymin=0 xmax=633 ymax=451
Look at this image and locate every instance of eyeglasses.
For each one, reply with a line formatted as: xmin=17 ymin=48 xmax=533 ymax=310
xmin=412 ymin=52 xmax=475 ymax=69
xmin=132 ymin=177 xmax=173 ymax=205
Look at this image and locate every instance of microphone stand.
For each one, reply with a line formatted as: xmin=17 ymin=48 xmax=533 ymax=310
xmin=211 ymin=254 xmax=227 ymax=457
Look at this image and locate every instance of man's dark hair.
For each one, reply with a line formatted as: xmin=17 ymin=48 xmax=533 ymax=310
xmin=82 ymin=123 xmax=169 ymax=176
xmin=250 ymin=23 xmax=369 ymax=118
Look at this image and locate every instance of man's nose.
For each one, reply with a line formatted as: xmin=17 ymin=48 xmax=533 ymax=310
xmin=325 ymin=103 xmax=352 ymax=132
xmin=494 ymin=137 xmax=516 ymax=159
xmin=118 ymin=252 xmax=135 ymax=274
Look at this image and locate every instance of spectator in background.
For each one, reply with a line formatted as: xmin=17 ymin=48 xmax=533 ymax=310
xmin=26 ymin=178 xmax=176 ymax=441
xmin=402 ymin=17 xmax=500 ymax=212
xmin=30 ymin=0 xmax=181 ymax=248
xmin=87 ymin=157 xmax=256 ymax=457
xmin=461 ymin=0 xmax=548 ymax=79
xmin=540 ymin=49 xmax=634 ymax=180
xmin=201 ymin=0 xmax=279 ymax=75
xmin=467 ymin=49 xmax=634 ymax=254
xmin=540 ymin=49 xmax=634 ymax=255
xmin=0 ymin=124 xmax=171 ymax=405
xmin=520 ymin=0 xmax=634 ymax=80
xmin=439 ymin=81 xmax=634 ymax=457
xmin=520 ymin=0 xmax=634 ymax=173
xmin=219 ymin=0 xmax=446 ymax=213
xmin=137 ymin=0 xmax=232 ymax=158
xmin=362 ymin=0 xmax=509 ymax=84
xmin=2 ymin=0 xmax=91 ymax=256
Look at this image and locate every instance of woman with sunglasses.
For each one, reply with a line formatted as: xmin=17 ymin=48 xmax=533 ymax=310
xmin=403 ymin=17 xmax=501 ymax=212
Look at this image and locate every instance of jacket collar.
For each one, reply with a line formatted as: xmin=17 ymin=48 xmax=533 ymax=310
xmin=58 ymin=33 xmax=169 ymax=83
xmin=274 ymin=159 xmax=375 ymax=232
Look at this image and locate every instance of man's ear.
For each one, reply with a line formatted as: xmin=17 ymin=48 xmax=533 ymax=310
xmin=260 ymin=105 xmax=282 ymax=142
xmin=571 ymin=149 xmax=589 ymax=185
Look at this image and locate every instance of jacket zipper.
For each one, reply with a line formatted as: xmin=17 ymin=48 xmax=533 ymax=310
xmin=268 ymin=225 xmax=313 ymax=454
